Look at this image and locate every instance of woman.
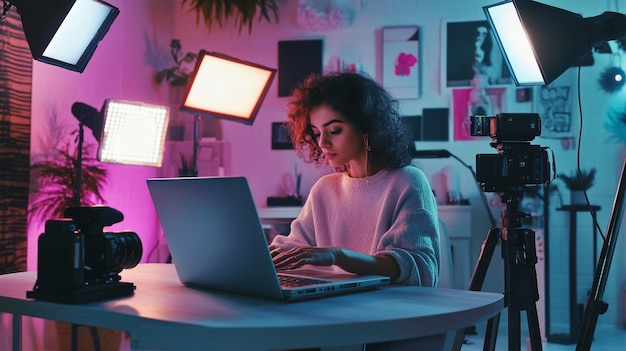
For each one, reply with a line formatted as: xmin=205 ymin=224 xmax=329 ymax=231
xmin=270 ymin=72 xmax=440 ymax=287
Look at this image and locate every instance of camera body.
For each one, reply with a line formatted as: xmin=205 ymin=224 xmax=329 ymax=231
xmin=28 ymin=206 xmax=142 ymax=303
xmin=470 ymin=113 xmax=541 ymax=142
xmin=471 ymin=113 xmax=550 ymax=192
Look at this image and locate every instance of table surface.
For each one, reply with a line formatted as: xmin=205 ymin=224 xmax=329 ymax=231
xmin=0 ymin=264 xmax=503 ymax=350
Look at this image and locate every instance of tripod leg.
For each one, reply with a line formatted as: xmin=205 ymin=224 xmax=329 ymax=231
xmin=527 ymin=304 xmax=543 ymax=351
xmin=508 ymin=307 xmax=521 ymax=351
xmin=469 ymin=228 xmax=501 ymax=291
xmin=504 ymin=228 xmax=543 ymax=351
xmin=450 ymin=228 xmax=501 ymax=351
xmin=483 ymin=314 xmax=500 ymax=351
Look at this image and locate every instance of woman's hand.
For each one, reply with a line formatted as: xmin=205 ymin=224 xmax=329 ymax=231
xmin=270 ymin=246 xmax=340 ymax=270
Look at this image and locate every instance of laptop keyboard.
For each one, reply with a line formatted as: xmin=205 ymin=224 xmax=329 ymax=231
xmin=278 ymin=274 xmax=328 ymax=288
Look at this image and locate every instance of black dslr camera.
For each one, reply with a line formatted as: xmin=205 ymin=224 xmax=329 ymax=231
xmin=27 ymin=206 xmax=142 ymax=303
xmin=471 ymin=113 xmax=551 ymax=192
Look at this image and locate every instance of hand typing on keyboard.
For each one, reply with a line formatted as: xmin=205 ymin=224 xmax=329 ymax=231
xmin=270 ymin=246 xmax=339 ymax=270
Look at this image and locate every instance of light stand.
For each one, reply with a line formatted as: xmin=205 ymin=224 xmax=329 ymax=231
xmin=180 ymin=50 xmax=276 ymax=177
xmin=75 ymin=121 xmax=85 ymax=206
xmin=576 ymin=158 xmax=626 ymax=351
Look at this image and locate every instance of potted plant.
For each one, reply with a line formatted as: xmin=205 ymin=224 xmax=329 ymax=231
xmin=154 ymin=39 xmax=198 ymax=141
xmin=557 ymin=168 xmax=596 ymax=204
xmin=178 ymin=153 xmax=194 ymax=176
xmin=181 ymin=0 xmax=280 ymax=34
xmin=29 ymin=141 xmax=109 ymax=223
xmin=155 ymin=39 xmax=198 ymax=89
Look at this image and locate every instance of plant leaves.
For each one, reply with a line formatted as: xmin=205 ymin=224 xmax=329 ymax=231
xmin=180 ymin=0 xmax=279 ymax=34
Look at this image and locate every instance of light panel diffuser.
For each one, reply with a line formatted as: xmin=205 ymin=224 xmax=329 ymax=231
xmin=16 ymin=0 xmax=119 ymax=72
xmin=484 ymin=1 xmax=544 ymax=85
xmin=98 ymin=100 xmax=169 ymax=167
xmin=181 ymin=51 xmax=276 ymax=125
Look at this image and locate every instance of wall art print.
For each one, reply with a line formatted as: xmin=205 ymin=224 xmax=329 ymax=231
xmin=534 ymin=70 xmax=577 ymax=139
xmin=452 ymin=86 xmax=506 ymax=141
xmin=443 ymin=19 xmax=511 ymax=88
xmin=382 ymin=26 xmax=419 ymax=99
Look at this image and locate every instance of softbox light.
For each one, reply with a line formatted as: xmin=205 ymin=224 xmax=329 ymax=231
xmin=11 ymin=0 xmax=119 ymax=72
xmin=484 ymin=0 xmax=626 ymax=86
xmin=72 ymin=100 xmax=169 ymax=167
xmin=181 ymin=50 xmax=276 ymax=126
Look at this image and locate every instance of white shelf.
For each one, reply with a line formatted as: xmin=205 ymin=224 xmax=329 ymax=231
xmin=160 ymin=140 xmax=230 ymax=177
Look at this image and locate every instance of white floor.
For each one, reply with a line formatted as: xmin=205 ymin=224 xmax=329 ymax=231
xmin=460 ymin=322 xmax=626 ymax=350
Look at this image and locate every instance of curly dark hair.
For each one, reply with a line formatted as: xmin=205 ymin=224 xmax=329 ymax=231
xmin=286 ymin=72 xmax=412 ymax=172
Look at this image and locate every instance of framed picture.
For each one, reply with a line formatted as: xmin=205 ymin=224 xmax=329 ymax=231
xmin=382 ymin=26 xmax=420 ymax=99
xmin=271 ymin=122 xmax=294 ymax=150
xmin=442 ymin=19 xmax=511 ymax=88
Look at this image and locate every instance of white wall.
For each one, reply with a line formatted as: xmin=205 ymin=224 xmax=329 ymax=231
xmin=170 ymin=0 xmax=626 ymax=327
xmin=27 ymin=0 xmax=626 ymax=330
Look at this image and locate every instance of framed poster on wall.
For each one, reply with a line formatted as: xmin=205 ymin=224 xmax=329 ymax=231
xmin=382 ymin=26 xmax=420 ymax=99
xmin=442 ymin=19 xmax=512 ymax=89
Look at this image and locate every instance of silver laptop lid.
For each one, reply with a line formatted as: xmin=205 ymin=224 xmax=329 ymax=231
xmin=147 ymin=176 xmax=284 ymax=299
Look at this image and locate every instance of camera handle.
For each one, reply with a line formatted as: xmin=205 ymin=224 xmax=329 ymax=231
xmin=451 ymin=190 xmax=543 ymax=351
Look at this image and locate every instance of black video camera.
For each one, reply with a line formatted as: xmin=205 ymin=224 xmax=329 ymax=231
xmin=471 ymin=113 xmax=551 ymax=192
xmin=27 ymin=206 xmax=142 ymax=303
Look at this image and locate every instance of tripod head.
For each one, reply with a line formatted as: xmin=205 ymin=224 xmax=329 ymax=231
xmin=499 ymin=190 xmax=532 ymax=229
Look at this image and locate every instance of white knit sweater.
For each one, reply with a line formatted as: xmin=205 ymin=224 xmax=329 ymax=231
xmin=271 ymin=166 xmax=440 ymax=286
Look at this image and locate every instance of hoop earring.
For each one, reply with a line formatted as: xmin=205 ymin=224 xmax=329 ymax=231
xmin=364 ymin=135 xmax=370 ymax=180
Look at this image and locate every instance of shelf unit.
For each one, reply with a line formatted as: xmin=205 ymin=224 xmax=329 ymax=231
xmin=159 ymin=140 xmax=231 ymax=177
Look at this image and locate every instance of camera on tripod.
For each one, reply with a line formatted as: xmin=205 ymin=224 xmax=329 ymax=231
xmin=471 ymin=113 xmax=551 ymax=192
xmin=27 ymin=206 xmax=142 ymax=303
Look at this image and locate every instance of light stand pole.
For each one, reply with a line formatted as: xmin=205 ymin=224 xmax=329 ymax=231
xmin=75 ymin=123 xmax=85 ymax=207
xmin=576 ymin=158 xmax=626 ymax=350
xmin=192 ymin=115 xmax=201 ymax=177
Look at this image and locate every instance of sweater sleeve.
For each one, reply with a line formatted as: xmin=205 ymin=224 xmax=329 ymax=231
xmin=376 ymin=170 xmax=440 ymax=287
xmin=270 ymin=187 xmax=318 ymax=249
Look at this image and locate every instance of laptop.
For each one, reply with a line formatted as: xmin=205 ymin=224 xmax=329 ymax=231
xmin=146 ymin=176 xmax=390 ymax=301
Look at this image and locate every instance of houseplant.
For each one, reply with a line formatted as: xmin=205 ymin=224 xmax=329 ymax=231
xmin=154 ymin=39 xmax=197 ymax=141
xmin=29 ymin=141 xmax=109 ymax=223
xmin=180 ymin=0 xmax=280 ymax=34
xmin=557 ymin=168 xmax=596 ymax=204
xmin=155 ymin=39 xmax=198 ymax=88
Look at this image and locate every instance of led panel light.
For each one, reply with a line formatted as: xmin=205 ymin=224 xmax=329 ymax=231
xmin=15 ymin=0 xmax=119 ymax=72
xmin=484 ymin=1 xmax=544 ymax=85
xmin=181 ymin=51 xmax=276 ymax=125
xmin=484 ymin=0 xmax=626 ymax=86
xmin=98 ymin=100 xmax=169 ymax=167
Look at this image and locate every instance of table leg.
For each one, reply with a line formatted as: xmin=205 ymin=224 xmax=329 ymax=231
xmin=12 ymin=314 xmax=21 ymax=351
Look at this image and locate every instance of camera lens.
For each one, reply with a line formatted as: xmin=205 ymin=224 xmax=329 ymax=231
xmin=103 ymin=231 xmax=143 ymax=274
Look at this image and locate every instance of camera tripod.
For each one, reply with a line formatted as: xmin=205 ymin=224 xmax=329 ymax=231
xmin=453 ymin=190 xmax=543 ymax=351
